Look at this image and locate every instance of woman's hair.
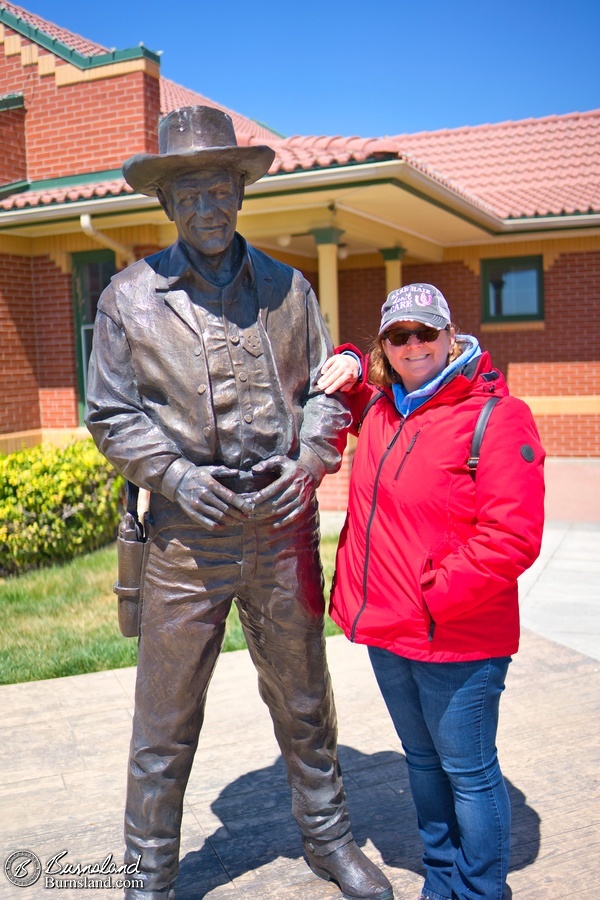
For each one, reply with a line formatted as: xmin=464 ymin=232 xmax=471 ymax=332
xmin=368 ymin=324 xmax=464 ymax=388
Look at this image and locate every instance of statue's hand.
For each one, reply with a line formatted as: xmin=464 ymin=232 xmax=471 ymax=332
xmin=174 ymin=465 xmax=253 ymax=530
xmin=249 ymin=456 xmax=316 ymax=528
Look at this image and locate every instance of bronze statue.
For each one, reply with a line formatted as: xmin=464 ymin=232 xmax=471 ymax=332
xmin=86 ymin=106 xmax=393 ymax=900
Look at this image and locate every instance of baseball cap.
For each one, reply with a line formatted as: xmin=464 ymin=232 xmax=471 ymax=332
xmin=379 ymin=283 xmax=451 ymax=335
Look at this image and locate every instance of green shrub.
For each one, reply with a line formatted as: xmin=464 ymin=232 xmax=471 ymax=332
xmin=0 ymin=440 xmax=123 ymax=577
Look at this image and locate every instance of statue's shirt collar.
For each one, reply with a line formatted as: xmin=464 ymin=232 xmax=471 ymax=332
xmin=162 ymin=235 xmax=255 ymax=293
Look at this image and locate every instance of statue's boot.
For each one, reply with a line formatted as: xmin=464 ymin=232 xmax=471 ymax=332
xmin=304 ymin=839 xmax=394 ymax=900
xmin=124 ymin=887 xmax=174 ymax=900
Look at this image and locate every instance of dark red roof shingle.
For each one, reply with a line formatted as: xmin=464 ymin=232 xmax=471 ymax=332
xmin=260 ymin=109 xmax=600 ymax=219
xmin=0 ymin=179 xmax=134 ymax=211
xmin=387 ymin=109 xmax=600 ymax=218
xmin=0 ymin=1 xmax=109 ymax=56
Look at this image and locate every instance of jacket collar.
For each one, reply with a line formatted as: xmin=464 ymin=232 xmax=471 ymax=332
xmin=392 ymin=350 xmax=509 ymax=418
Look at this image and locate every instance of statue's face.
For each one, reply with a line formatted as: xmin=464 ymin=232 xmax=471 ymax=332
xmin=160 ymin=169 xmax=243 ymax=257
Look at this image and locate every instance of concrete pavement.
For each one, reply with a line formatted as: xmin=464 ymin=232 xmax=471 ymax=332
xmin=0 ymin=457 xmax=598 ymax=899
xmin=506 ymin=457 xmax=600 ymax=662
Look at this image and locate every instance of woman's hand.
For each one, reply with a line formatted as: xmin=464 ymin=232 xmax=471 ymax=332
xmin=318 ymin=354 xmax=360 ymax=394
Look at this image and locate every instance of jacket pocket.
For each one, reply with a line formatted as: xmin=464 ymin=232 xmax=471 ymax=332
xmin=420 ymin=556 xmax=436 ymax=641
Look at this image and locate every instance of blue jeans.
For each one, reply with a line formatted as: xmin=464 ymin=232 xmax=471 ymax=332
xmin=368 ymin=648 xmax=511 ymax=900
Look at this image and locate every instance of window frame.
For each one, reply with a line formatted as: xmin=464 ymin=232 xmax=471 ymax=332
xmin=71 ymin=249 xmax=117 ymax=423
xmin=481 ymin=255 xmax=544 ymax=324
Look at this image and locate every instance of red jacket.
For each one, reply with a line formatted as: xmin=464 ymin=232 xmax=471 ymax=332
xmin=329 ymin=351 xmax=545 ymax=662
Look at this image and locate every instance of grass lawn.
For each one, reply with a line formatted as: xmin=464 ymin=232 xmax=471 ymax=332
xmin=0 ymin=535 xmax=341 ymax=685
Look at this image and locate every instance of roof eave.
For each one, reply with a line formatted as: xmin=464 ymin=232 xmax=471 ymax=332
xmin=253 ymin=159 xmax=600 ymax=235
xmin=499 ymin=213 xmax=600 ymax=233
xmin=1 ymin=160 xmax=598 ymax=238
xmin=0 ymin=192 xmax=158 ymax=228
xmin=250 ymin=158 xmax=504 ymax=233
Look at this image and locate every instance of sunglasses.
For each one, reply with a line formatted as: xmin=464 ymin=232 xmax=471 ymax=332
xmin=384 ymin=325 xmax=446 ymax=346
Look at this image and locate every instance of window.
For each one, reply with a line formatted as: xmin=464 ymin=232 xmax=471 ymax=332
xmin=72 ymin=250 xmax=117 ymax=421
xmin=481 ymin=256 xmax=543 ymax=322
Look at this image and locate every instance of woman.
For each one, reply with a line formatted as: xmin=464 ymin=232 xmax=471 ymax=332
xmin=317 ymin=283 xmax=545 ymax=900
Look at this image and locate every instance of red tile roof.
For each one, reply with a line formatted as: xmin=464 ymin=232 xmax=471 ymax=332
xmin=264 ymin=110 xmax=600 ymax=219
xmin=389 ymin=110 xmax=600 ymax=218
xmin=0 ymin=1 xmax=108 ymax=56
xmin=0 ymin=6 xmax=597 ymax=221
xmin=0 ymin=179 xmax=134 ymax=211
xmin=263 ymin=134 xmax=500 ymax=218
xmin=1 ymin=109 xmax=598 ymax=220
xmin=160 ymin=78 xmax=280 ymax=143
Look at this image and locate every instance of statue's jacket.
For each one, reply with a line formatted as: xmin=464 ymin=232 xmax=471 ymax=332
xmin=85 ymin=239 xmax=350 ymax=501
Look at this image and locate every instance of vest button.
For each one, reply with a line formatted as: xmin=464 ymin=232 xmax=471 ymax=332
xmin=238 ymin=372 xmax=248 ymax=382
xmin=244 ymin=413 xmax=253 ymax=423
xmin=197 ymin=384 xmax=207 ymax=394
xmin=194 ymin=347 xmax=202 ymax=356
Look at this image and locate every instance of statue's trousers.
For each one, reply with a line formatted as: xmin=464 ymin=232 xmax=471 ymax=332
xmin=124 ymin=494 xmax=352 ymax=890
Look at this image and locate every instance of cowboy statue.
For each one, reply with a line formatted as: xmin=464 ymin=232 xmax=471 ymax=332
xmin=86 ymin=106 xmax=393 ymax=900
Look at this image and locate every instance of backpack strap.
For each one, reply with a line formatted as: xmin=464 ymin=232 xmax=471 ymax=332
xmin=467 ymin=396 xmax=501 ymax=472
xmin=357 ymin=389 xmax=388 ymax=433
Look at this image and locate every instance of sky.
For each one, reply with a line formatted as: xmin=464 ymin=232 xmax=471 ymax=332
xmin=15 ymin=0 xmax=600 ymax=138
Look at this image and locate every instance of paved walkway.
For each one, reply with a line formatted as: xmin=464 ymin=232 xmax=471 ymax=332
xmin=1 ymin=459 xmax=599 ymax=900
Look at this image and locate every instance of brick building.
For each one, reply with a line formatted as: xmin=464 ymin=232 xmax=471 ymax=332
xmin=1 ymin=2 xmax=599 ymax=509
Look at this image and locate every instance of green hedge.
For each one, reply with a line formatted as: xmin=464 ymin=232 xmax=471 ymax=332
xmin=0 ymin=440 xmax=123 ymax=577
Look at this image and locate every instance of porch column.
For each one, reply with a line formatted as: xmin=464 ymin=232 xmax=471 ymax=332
xmin=310 ymin=227 xmax=344 ymax=345
xmin=380 ymin=246 xmax=406 ymax=295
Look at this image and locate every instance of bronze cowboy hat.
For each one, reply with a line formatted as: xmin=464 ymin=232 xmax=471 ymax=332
xmin=123 ymin=105 xmax=275 ymax=196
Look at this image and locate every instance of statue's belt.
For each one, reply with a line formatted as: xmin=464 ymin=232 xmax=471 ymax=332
xmin=215 ymin=468 xmax=281 ymax=494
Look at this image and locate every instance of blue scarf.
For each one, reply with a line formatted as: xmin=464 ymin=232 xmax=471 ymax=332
xmin=392 ymin=335 xmax=481 ymax=417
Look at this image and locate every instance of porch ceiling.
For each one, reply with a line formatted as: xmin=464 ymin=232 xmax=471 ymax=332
xmin=239 ymin=176 xmax=493 ymax=262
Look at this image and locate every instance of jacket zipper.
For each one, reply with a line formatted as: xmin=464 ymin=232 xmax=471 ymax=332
xmin=350 ymin=423 xmax=404 ymax=642
xmin=350 ymin=368 xmax=491 ymax=643
xmin=393 ymin=430 xmax=420 ymax=481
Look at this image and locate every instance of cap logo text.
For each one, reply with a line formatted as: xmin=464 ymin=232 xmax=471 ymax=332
xmin=414 ymin=292 xmax=433 ymax=307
